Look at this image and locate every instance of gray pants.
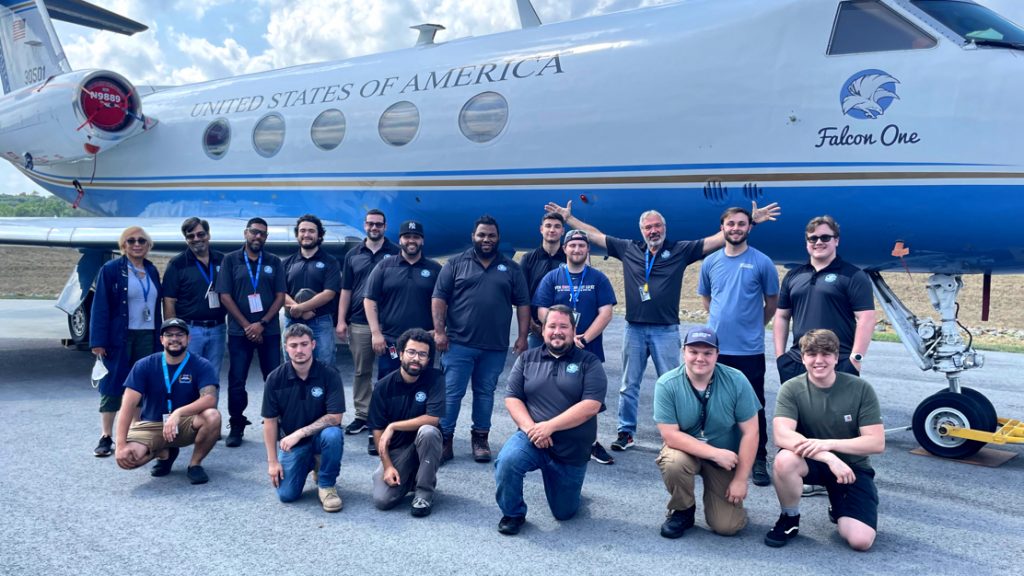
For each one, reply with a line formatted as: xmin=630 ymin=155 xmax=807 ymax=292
xmin=372 ymin=426 xmax=443 ymax=510
xmin=348 ymin=322 xmax=375 ymax=419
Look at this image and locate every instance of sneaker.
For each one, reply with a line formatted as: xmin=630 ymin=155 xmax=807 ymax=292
xmin=345 ymin=418 xmax=367 ymax=435
xmin=660 ymin=506 xmax=695 ymax=539
xmin=497 ymin=515 xmax=525 ymax=535
xmin=151 ymin=447 xmax=180 ymax=477
xmin=319 ymin=486 xmax=343 ymax=513
xmin=471 ymin=430 xmax=491 ymax=463
xmin=225 ymin=418 xmax=250 ymax=448
xmin=368 ymin=435 xmax=379 ymax=456
xmin=186 ymin=465 xmax=209 ymax=485
xmin=590 ymin=442 xmax=615 ymax=465
xmin=411 ymin=497 xmax=432 ymax=518
xmin=764 ymin=513 xmax=800 ymax=547
xmin=610 ymin=432 xmax=634 ymax=451
xmin=752 ymin=458 xmax=771 ymax=487
xmin=441 ymin=435 xmax=454 ymax=465
xmin=802 ymin=484 xmax=828 ymax=497
xmin=93 ymin=435 xmax=114 ymax=457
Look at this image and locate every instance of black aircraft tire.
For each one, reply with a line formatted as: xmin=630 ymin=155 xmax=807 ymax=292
xmin=913 ymin=391 xmax=992 ymax=459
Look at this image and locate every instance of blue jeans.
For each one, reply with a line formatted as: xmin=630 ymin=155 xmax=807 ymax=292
xmin=376 ymin=335 xmax=401 ymax=377
xmin=276 ymin=427 xmax=344 ymax=502
xmin=440 ymin=343 xmax=508 ymax=437
xmin=284 ymin=314 xmax=336 ymax=365
xmin=619 ymin=323 xmax=680 ymax=434
xmin=227 ymin=333 xmax=282 ymax=427
xmin=186 ymin=322 xmax=226 ymax=378
xmin=494 ymin=430 xmax=588 ymax=520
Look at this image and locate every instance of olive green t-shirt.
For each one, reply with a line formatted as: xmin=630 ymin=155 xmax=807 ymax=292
xmin=775 ymin=372 xmax=882 ymax=470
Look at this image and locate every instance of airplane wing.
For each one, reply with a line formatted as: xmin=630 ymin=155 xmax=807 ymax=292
xmin=0 ymin=217 xmax=364 ymax=258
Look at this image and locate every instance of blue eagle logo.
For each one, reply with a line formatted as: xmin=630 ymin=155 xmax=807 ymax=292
xmin=311 ymin=386 xmax=324 ymax=398
xmin=841 ymin=69 xmax=900 ymax=120
xmin=263 ymin=265 xmax=273 ymax=274
xmin=566 ymin=363 xmax=580 ymax=374
xmin=415 ymin=391 xmax=427 ymax=403
xmin=497 ymin=264 xmax=508 ymax=272
xmin=824 ymin=273 xmax=838 ymax=283
xmin=421 ymin=269 xmax=431 ymax=278
xmin=315 ymin=261 xmax=325 ymax=269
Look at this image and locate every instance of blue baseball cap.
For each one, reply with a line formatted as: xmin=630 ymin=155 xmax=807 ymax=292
xmin=683 ymin=326 xmax=718 ymax=348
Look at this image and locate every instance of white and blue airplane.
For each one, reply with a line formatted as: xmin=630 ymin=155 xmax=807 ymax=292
xmin=0 ymin=0 xmax=1021 ymax=458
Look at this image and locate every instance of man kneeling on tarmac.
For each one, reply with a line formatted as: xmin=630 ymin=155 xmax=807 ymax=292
xmin=115 ymin=319 xmax=221 ymax=484
xmin=765 ymin=329 xmax=884 ymax=551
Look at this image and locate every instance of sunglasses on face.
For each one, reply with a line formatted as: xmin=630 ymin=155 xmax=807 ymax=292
xmin=125 ymin=237 xmax=148 ymax=245
xmin=807 ymin=234 xmax=836 ymax=244
xmin=185 ymin=231 xmax=208 ymax=240
xmin=247 ymin=228 xmax=268 ymax=237
xmin=365 ymin=221 xmax=385 ymax=228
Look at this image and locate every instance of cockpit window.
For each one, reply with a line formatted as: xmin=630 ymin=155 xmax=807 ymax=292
xmin=829 ymin=1 xmax=937 ymax=55
xmin=911 ymin=0 xmax=1024 ymax=45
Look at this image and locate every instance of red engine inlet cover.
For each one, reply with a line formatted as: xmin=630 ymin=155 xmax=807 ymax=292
xmin=80 ymin=78 xmax=133 ymax=132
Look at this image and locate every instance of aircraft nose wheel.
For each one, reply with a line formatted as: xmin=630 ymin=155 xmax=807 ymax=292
xmin=912 ymin=391 xmax=997 ymax=459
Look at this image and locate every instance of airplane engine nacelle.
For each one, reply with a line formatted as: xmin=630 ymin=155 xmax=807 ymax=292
xmin=0 ymin=69 xmax=149 ymax=167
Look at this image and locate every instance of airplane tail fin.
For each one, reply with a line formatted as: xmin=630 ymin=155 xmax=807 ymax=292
xmin=0 ymin=0 xmax=146 ymax=95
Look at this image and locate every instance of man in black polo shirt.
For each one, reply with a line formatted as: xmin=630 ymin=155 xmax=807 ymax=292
xmin=368 ymin=328 xmax=445 ymax=517
xmin=162 ymin=217 xmax=227 ymax=377
xmin=432 ymin=214 xmax=530 ymax=464
xmin=772 ymin=215 xmax=875 ymax=499
xmin=262 ymin=323 xmax=345 ymax=513
xmin=365 ymin=220 xmax=441 ymax=379
xmin=519 ymin=212 xmax=565 ymax=348
xmin=337 ymin=208 xmax=400 ymax=438
xmin=283 ymin=214 xmax=341 ymax=365
xmin=115 ymin=319 xmax=221 ymax=485
xmin=545 ymin=201 xmax=779 ymax=452
xmin=494 ymin=305 xmax=607 ymax=536
xmin=216 ymin=217 xmax=286 ymax=447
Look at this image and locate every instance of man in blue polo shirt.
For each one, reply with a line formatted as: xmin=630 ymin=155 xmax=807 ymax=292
xmin=114 ymin=319 xmax=221 ymax=484
xmin=432 ymin=214 xmax=530 ymax=464
xmin=698 ymin=207 xmax=779 ymax=486
xmin=283 ymin=214 xmax=341 ymax=365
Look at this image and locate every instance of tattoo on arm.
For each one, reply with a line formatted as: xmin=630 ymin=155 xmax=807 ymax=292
xmin=298 ymin=414 xmax=336 ymax=438
xmin=199 ymin=385 xmax=218 ymax=400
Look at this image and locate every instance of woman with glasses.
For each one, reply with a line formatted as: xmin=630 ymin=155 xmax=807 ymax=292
xmin=90 ymin=226 xmax=163 ymax=457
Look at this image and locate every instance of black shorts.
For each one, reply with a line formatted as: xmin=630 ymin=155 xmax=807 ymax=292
xmin=804 ymin=459 xmax=878 ymax=529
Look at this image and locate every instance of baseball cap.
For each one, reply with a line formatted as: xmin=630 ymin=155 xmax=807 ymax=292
xmin=683 ymin=326 xmax=718 ymax=348
xmin=563 ymin=229 xmax=589 ymax=245
xmin=400 ymin=220 xmax=424 ymax=237
xmin=160 ymin=318 xmax=190 ymax=335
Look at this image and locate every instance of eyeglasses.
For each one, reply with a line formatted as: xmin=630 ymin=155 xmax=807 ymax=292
xmin=185 ymin=231 xmax=208 ymax=240
xmin=806 ymin=234 xmax=836 ymax=244
xmin=403 ymin=349 xmax=430 ymax=360
xmin=162 ymin=331 xmax=187 ymax=339
xmin=125 ymin=237 xmax=148 ymax=245
xmin=247 ymin=228 xmax=268 ymax=237
xmin=365 ymin=221 xmax=385 ymax=228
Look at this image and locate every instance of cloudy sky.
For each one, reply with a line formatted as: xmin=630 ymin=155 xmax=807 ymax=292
xmin=3 ymin=0 xmax=1022 ymax=195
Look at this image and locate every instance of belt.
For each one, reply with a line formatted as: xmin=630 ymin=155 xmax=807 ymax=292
xmin=185 ymin=319 xmax=225 ymax=328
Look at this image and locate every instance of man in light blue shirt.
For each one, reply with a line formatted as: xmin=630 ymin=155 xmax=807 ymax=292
xmin=698 ymin=207 xmax=779 ymax=486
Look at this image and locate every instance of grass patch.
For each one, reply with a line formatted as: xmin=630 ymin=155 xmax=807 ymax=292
xmin=872 ymin=331 xmax=1024 ymax=354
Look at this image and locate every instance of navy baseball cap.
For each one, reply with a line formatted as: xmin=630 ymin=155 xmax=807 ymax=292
xmin=160 ymin=318 xmax=190 ymax=335
xmin=683 ymin=326 xmax=718 ymax=348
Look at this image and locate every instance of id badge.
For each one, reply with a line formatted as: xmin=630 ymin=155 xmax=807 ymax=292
xmin=572 ymin=311 xmax=581 ymax=325
xmin=388 ymin=344 xmax=399 ymax=359
xmin=639 ymin=287 xmax=651 ymax=302
xmin=247 ymin=293 xmax=264 ymax=314
xmin=143 ymin=308 xmax=152 ymax=322
xmin=206 ymin=285 xmax=221 ymax=309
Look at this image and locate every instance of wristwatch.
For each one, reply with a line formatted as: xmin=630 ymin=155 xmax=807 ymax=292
xmin=852 ymin=352 xmax=864 ymax=362
xmin=259 ymin=318 xmax=269 ymax=327
xmin=579 ymin=336 xmax=589 ymax=346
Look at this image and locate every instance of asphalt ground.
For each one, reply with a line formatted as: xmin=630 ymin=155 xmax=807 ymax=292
xmin=1 ymin=300 xmax=1022 ymax=575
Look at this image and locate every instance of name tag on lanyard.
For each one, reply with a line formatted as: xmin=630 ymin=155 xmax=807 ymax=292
xmin=246 ymin=252 xmax=264 ymax=314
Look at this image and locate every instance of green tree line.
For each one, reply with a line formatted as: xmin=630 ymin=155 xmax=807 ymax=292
xmin=0 ymin=193 xmax=93 ymax=217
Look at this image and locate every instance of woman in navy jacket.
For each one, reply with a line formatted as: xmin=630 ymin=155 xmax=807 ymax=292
xmin=89 ymin=226 xmax=163 ymax=457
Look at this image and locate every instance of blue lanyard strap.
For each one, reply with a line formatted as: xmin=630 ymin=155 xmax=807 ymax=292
xmin=562 ymin=265 xmax=588 ymax=310
xmin=194 ymin=257 xmax=214 ymax=286
xmin=643 ymin=249 xmax=656 ymax=289
xmin=127 ymin=262 xmax=151 ymax=301
xmin=246 ymin=251 xmax=263 ymax=292
xmin=162 ymin=352 xmax=191 ymax=413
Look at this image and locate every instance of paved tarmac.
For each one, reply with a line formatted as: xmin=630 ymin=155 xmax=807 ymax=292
xmin=1 ymin=300 xmax=1022 ymax=575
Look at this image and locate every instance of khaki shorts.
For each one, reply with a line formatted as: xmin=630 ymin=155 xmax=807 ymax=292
xmin=126 ymin=415 xmax=200 ymax=454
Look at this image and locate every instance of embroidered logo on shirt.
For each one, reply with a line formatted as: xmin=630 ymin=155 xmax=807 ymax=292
xmin=264 ymin=265 xmax=274 ymax=274
xmin=844 ymin=414 xmax=853 ymax=422
xmin=415 ymin=391 xmax=427 ymax=403
xmin=740 ymin=263 xmax=754 ymax=270
xmin=311 ymin=386 xmax=324 ymax=398
xmin=825 ymin=273 xmax=838 ymax=283
xmin=497 ymin=264 xmax=508 ymax=272
xmin=566 ymin=363 xmax=580 ymax=374
xmin=315 ymin=261 xmax=325 ymax=269
xmin=180 ymin=373 xmax=192 ymax=384
xmin=661 ymin=250 xmax=671 ymax=259
xmin=421 ymin=270 xmax=431 ymax=278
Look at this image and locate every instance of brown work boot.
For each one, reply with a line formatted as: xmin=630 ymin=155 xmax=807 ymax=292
xmin=471 ymin=430 xmax=491 ymax=463
xmin=441 ymin=434 xmax=454 ymax=465
xmin=319 ymin=486 xmax=343 ymax=513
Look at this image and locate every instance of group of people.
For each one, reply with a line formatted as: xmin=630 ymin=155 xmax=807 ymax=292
xmin=88 ymin=202 xmax=884 ymax=550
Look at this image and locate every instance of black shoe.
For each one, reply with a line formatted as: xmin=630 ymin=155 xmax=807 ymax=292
xmin=345 ymin=418 xmax=367 ymax=435
xmin=590 ymin=441 xmax=615 ymax=465
xmin=186 ymin=465 xmax=209 ymax=485
xmin=610 ymin=432 xmax=634 ymax=451
xmin=471 ymin=430 xmax=491 ymax=462
xmin=660 ymin=506 xmax=695 ymax=539
xmin=368 ymin=435 xmax=379 ymax=456
xmin=497 ymin=515 xmax=525 ymax=536
xmin=752 ymin=458 xmax=771 ymax=487
xmin=93 ymin=435 xmax=114 ymax=457
xmin=225 ymin=427 xmax=244 ymax=448
xmin=828 ymin=506 xmax=837 ymax=524
xmin=441 ymin=435 xmax=453 ymax=465
xmin=411 ymin=497 xmax=432 ymax=517
xmin=150 ymin=447 xmax=180 ymax=477
xmin=764 ymin=513 xmax=800 ymax=547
